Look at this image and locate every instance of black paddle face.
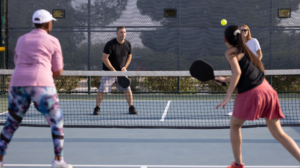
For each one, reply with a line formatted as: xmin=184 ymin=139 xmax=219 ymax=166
xmin=190 ymin=60 xmax=227 ymax=86
xmin=190 ymin=60 xmax=215 ymax=81
xmin=117 ymin=76 xmax=130 ymax=88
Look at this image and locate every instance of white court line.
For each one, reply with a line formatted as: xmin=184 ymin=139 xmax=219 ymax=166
xmin=0 ymin=103 xmax=35 ymax=115
xmin=3 ymin=164 xmax=299 ymax=167
xmin=0 ymin=111 xmax=7 ymax=115
xmin=0 ymin=120 xmax=47 ymax=123
xmin=160 ymin=101 xmax=171 ymax=121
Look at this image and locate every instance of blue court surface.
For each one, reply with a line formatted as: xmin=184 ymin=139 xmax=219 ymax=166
xmin=0 ymin=94 xmax=300 ymax=167
xmin=0 ymin=126 xmax=300 ymax=168
xmin=0 ymin=94 xmax=299 ymax=128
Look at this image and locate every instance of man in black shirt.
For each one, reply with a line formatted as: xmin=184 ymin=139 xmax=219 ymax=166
xmin=93 ymin=26 xmax=137 ymax=115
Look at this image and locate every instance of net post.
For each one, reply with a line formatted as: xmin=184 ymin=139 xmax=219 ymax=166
xmin=268 ymin=0 xmax=273 ymax=87
xmin=177 ymin=76 xmax=180 ymax=94
xmin=177 ymin=0 xmax=181 ymax=94
xmin=269 ymin=0 xmax=273 ymax=69
xmin=0 ymin=0 xmax=6 ymax=95
xmin=0 ymin=0 xmax=4 ymax=70
xmin=0 ymin=75 xmax=3 ymax=94
xmin=87 ymin=0 xmax=91 ymax=95
xmin=1 ymin=0 xmax=5 ymax=69
xmin=88 ymin=76 xmax=91 ymax=94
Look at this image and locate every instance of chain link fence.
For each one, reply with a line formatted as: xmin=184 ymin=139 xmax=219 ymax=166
xmin=1 ymin=0 xmax=299 ymax=71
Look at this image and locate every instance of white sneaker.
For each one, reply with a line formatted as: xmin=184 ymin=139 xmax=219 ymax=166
xmin=51 ymin=158 xmax=72 ymax=168
xmin=227 ymin=110 xmax=233 ymax=116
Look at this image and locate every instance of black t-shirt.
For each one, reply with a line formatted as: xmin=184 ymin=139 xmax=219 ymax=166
xmin=236 ymin=55 xmax=265 ymax=93
xmin=102 ymin=38 xmax=132 ymax=71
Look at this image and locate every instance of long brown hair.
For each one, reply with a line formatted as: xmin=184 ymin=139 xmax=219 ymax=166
xmin=224 ymin=25 xmax=264 ymax=72
xmin=240 ymin=24 xmax=252 ymax=41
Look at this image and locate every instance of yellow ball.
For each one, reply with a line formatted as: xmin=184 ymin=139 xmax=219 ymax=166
xmin=221 ymin=19 xmax=227 ymax=26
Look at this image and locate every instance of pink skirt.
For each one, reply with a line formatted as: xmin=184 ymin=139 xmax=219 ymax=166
xmin=233 ymin=79 xmax=285 ymax=120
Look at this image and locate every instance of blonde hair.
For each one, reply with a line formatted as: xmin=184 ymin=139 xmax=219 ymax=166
xmin=225 ymin=25 xmax=264 ymax=72
xmin=240 ymin=24 xmax=252 ymax=41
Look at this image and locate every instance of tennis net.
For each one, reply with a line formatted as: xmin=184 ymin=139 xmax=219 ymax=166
xmin=0 ymin=70 xmax=300 ymax=129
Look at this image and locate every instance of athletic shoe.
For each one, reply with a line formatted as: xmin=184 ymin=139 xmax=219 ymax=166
xmin=51 ymin=158 xmax=73 ymax=168
xmin=93 ymin=106 xmax=100 ymax=115
xmin=0 ymin=161 xmax=3 ymax=168
xmin=227 ymin=162 xmax=245 ymax=168
xmin=227 ymin=109 xmax=233 ymax=116
xmin=129 ymin=105 xmax=137 ymax=114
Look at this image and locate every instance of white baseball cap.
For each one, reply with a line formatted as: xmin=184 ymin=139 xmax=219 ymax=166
xmin=32 ymin=9 xmax=57 ymax=24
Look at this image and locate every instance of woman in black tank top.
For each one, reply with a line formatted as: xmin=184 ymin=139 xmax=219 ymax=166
xmin=215 ymin=25 xmax=300 ymax=168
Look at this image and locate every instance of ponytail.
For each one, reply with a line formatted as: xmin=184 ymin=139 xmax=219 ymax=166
xmin=225 ymin=25 xmax=264 ymax=72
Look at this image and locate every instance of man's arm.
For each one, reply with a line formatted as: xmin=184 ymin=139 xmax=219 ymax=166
xmin=121 ymin=54 xmax=132 ymax=71
xmin=102 ymin=53 xmax=116 ymax=71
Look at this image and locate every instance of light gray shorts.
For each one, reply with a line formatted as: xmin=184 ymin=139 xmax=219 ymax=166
xmin=98 ymin=76 xmax=131 ymax=93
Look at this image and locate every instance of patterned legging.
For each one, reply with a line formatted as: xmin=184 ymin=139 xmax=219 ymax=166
xmin=0 ymin=87 xmax=64 ymax=156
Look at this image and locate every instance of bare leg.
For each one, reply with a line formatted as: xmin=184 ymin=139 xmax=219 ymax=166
xmin=96 ymin=92 xmax=105 ymax=107
xmin=124 ymin=91 xmax=133 ymax=106
xmin=265 ymin=118 xmax=300 ymax=162
xmin=230 ymin=116 xmax=245 ymax=164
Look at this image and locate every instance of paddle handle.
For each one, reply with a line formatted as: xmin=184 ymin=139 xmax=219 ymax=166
xmin=215 ymin=80 xmax=227 ymax=86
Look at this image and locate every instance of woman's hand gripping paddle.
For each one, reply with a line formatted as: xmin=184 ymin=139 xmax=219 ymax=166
xmin=189 ymin=60 xmax=227 ymax=86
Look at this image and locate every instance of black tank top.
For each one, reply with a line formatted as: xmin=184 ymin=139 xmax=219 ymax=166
xmin=236 ymin=55 xmax=265 ymax=93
